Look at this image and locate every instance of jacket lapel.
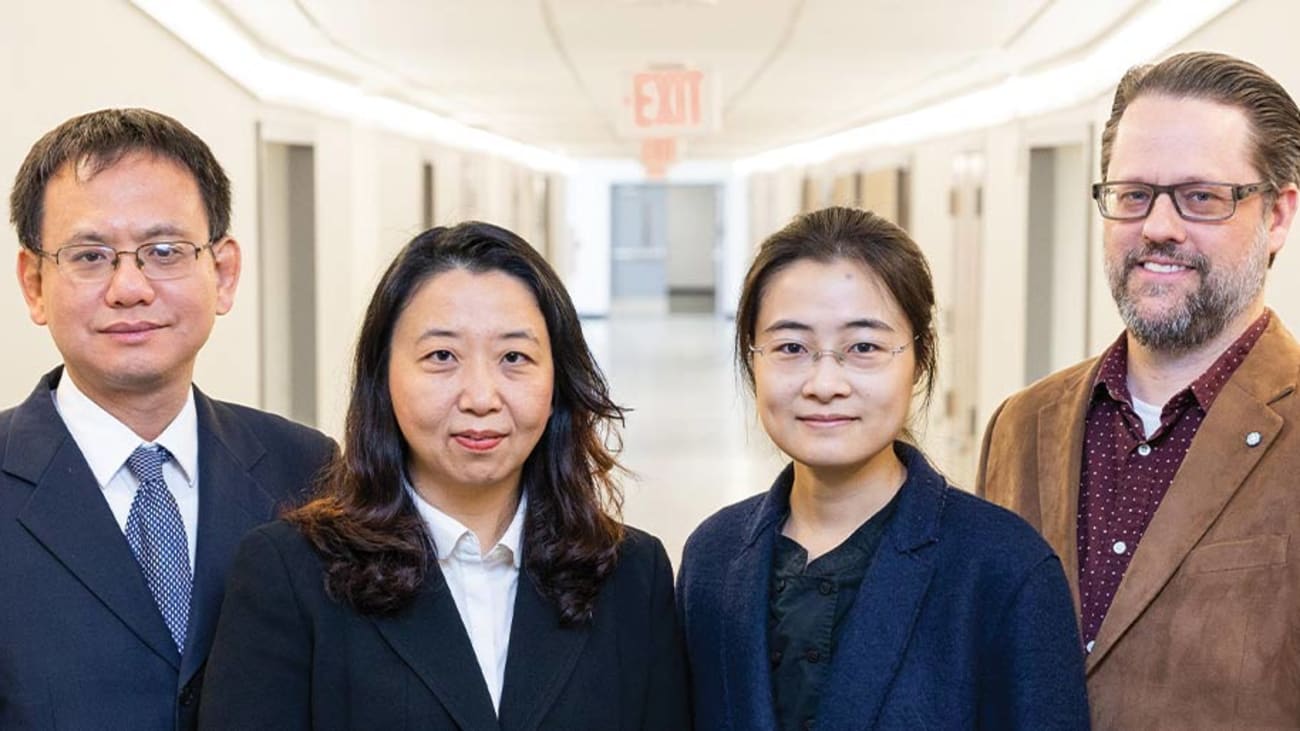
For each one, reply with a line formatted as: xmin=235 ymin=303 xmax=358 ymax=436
xmin=181 ymin=391 xmax=278 ymax=684
xmin=1035 ymin=360 xmax=1098 ymax=616
xmin=719 ymin=467 xmax=789 ymax=731
xmin=818 ymin=444 xmax=940 ymax=730
xmin=1087 ymin=320 xmax=1299 ymax=673
xmin=9 ymin=369 xmax=180 ymax=669
xmin=498 ymin=572 xmax=590 ymax=731
xmin=372 ymin=569 xmax=501 ymax=730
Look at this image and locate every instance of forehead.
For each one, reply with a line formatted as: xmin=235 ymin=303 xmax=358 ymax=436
xmin=40 ymin=152 xmax=207 ymax=239
xmin=400 ymin=268 xmax=548 ymax=335
xmin=756 ymin=257 xmax=907 ymax=330
xmin=1109 ymin=95 xmax=1257 ymax=182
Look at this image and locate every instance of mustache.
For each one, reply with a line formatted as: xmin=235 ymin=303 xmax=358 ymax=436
xmin=1124 ymin=242 xmax=1209 ymax=274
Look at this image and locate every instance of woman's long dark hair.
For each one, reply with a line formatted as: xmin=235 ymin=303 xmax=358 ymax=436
xmin=288 ymin=222 xmax=626 ymax=624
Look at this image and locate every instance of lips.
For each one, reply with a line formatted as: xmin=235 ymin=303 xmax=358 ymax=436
xmin=797 ymin=414 xmax=858 ymax=428
xmin=100 ymin=321 xmax=165 ymax=343
xmin=452 ymin=430 xmax=506 ymax=451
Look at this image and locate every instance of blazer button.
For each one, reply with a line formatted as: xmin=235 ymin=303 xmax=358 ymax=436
xmin=179 ymin=684 xmax=195 ymax=706
xmin=804 ymin=648 xmax=821 ymax=663
xmin=770 ymin=649 xmax=783 ymax=665
xmin=818 ymin=580 xmax=834 ymax=595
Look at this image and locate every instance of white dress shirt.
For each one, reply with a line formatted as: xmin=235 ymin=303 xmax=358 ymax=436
xmin=53 ymin=374 xmax=200 ymax=568
xmin=409 ymin=484 xmax=526 ymax=714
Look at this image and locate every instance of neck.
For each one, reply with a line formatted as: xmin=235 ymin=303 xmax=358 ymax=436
xmin=784 ymin=445 xmax=906 ymax=561
xmin=65 ymin=369 xmax=191 ymax=442
xmin=1126 ymin=303 xmax=1265 ymax=406
xmin=413 ymin=476 xmax=521 ymax=549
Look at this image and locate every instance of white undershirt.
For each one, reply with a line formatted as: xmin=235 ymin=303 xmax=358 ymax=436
xmin=53 ymin=373 xmax=200 ymax=568
xmin=408 ymin=483 xmax=525 ymax=714
xmin=1131 ymin=394 xmax=1163 ymax=439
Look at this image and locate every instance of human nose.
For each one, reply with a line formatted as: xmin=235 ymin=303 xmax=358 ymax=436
xmin=1140 ymin=190 xmax=1188 ymax=245
xmin=800 ymin=350 xmax=851 ymax=400
xmin=103 ymin=252 xmax=157 ymax=307
xmin=457 ymin=359 xmax=503 ymax=414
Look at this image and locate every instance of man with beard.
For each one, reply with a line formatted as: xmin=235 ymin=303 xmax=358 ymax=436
xmin=977 ymin=51 xmax=1300 ymax=729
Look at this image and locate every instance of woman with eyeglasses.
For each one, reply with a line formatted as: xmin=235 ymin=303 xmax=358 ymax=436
xmin=199 ymin=222 xmax=690 ymax=730
xmin=677 ymin=207 xmax=1089 ymax=730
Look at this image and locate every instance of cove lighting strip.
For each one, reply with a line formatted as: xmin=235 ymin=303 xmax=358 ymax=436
xmin=733 ymin=0 xmax=1240 ymax=174
xmin=131 ymin=0 xmax=573 ymax=173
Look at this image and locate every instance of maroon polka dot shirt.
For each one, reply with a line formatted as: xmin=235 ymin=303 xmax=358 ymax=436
xmin=1077 ymin=311 xmax=1270 ymax=649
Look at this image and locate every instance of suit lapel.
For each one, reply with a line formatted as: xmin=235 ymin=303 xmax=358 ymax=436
xmin=182 ymin=392 xmax=278 ymax=684
xmin=498 ymin=572 xmax=590 ymax=731
xmin=1035 ymin=362 xmax=1097 ymax=616
xmin=372 ymin=569 xmax=501 ymax=730
xmin=719 ymin=467 xmax=790 ymax=730
xmin=819 ymin=445 xmax=940 ymax=730
xmin=8 ymin=370 xmax=180 ymax=669
xmin=1087 ymin=322 xmax=1298 ymax=672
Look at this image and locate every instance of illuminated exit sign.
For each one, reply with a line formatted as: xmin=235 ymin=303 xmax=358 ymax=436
xmin=620 ymin=66 xmax=719 ymax=137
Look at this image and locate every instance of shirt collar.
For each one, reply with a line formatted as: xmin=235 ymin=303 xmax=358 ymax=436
xmin=1092 ymin=310 xmax=1272 ymax=412
xmin=407 ymin=481 xmax=526 ymax=569
xmin=54 ymin=373 xmax=198 ymax=489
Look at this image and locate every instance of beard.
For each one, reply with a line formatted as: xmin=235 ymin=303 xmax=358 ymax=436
xmin=1106 ymin=219 xmax=1269 ymax=353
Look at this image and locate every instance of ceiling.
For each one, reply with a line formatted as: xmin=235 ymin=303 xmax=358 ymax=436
xmin=215 ymin=0 xmax=1150 ymax=160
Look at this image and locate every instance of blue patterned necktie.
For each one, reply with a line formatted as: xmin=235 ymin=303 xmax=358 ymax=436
xmin=124 ymin=445 xmax=192 ymax=652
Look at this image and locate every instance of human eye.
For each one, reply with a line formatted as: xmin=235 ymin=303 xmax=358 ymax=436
xmin=1114 ymin=185 xmax=1150 ymax=204
xmin=501 ymin=351 xmax=535 ymax=366
xmin=64 ymin=246 xmax=112 ymax=265
xmin=846 ymin=341 xmax=884 ymax=354
xmin=142 ymin=242 xmax=189 ymax=266
xmin=770 ymin=340 xmax=810 ymax=358
xmin=424 ymin=349 xmax=457 ymax=367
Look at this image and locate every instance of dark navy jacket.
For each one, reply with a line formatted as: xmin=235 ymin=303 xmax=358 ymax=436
xmin=0 ymin=368 xmax=336 ymax=730
xmin=677 ymin=443 xmax=1090 ymax=730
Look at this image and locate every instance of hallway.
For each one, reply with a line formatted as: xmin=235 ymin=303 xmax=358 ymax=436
xmin=586 ymin=312 xmax=785 ymax=566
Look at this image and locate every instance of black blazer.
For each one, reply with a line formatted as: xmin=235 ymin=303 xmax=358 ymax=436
xmin=199 ymin=520 xmax=691 ymax=730
xmin=0 ymin=368 xmax=336 ymax=731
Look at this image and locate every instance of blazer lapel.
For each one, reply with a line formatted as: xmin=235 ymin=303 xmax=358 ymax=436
xmin=720 ymin=467 xmax=790 ymax=731
xmin=1087 ymin=321 xmax=1298 ymax=673
xmin=8 ymin=369 xmax=180 ymax=669
xmin=372 ymin=569 xmax=501 ymax=730
xmin=818 ymin=445 xmax=940 ymax=730
xmin=1035 ymin=361 xmax=1098 ymax=616
xmin=181 ymin=392 xmax=279 ymax=684
xmin=498 ymin=573 xmax=590 ymax=731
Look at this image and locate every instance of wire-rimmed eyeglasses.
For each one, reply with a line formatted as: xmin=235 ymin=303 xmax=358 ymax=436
xmin=1091 ymin=180 xmax=1271 ymax=222
xmin=35 ymin=241 xmax=217 ymax=283
xmin=749 ymin=337 xmax=913 ymax=374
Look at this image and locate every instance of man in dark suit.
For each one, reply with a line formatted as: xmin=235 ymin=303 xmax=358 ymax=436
xmin=978 ymin=52 xmax=1300 ymax=729
xmin=1 ymin=108 xmax=336 ymax=730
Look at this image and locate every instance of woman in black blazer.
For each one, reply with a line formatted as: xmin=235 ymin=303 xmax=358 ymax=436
xmin=200 ymin=222 xmax=689 ymax=730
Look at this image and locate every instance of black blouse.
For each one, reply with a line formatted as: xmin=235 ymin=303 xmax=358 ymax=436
xmin=767 ymin=490 xmax=900 ymax=731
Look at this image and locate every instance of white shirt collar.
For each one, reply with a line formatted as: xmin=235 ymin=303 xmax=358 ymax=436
xmin=407 ymin=481 xmax=526 ymax=569
xmin=54 ymin=372 xmax=199 ymax=489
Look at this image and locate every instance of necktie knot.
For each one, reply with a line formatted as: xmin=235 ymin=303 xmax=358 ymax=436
xmin=126 ymin=445 xmax=172 ymax=486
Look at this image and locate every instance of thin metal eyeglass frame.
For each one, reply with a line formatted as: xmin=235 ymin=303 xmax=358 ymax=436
xmin=36 ymin=240 xmax=218 ymax=282
xmin=748 ymin=338 xmax=914 ymax=372
xmin=1090 ymin=180 xmax=1272 ymax=222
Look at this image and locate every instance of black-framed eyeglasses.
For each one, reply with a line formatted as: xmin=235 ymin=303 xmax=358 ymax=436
xmin=36 ymin=241 xmax=217 ymax=283
xmin=1091 ymin=180 xmax=1272 ymax=222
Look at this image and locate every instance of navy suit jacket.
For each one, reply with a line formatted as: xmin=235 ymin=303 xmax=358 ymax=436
xmin=0 ymin=368 xmax=336 ymax=730
xmin=677 ymin=443 xmax=1090 ymax=730
xmin=199 ymin=521 xmax=691 ymax=730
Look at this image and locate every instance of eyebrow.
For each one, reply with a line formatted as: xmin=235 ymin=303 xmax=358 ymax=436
xmin=59 ymin=223 xmax=196 ymax=248
xmin=762 ymin=317 xmax=897 ymax=334
xmin=416 ymin=328 xmax=542 ymax=344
